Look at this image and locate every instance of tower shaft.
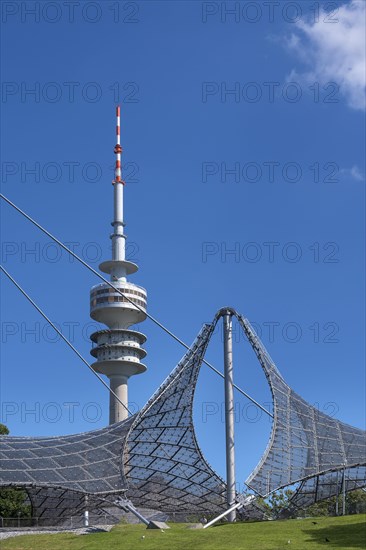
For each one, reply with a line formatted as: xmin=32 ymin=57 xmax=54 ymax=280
xmin=109 ymin=375 xmax=128 ymax=424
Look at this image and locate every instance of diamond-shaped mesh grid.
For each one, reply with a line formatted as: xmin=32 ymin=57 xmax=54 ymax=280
xmin=122 ymin=322 xmax=226 ymax=513
xmin=287 ymin=465 xmax=366 ymax=510
xmin=0 ymin=419 xmax=134 ymax=495
xmin=236 ymin=313 xmax=366 ymax=505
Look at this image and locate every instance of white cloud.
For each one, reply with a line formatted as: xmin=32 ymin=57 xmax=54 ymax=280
xmin=350 ymin=165 xmax=364 ymax=181
xmin=340 ymin=165 xmax=365 ymax=181
xmin=285 ymin=1 xmax=366 ymax=111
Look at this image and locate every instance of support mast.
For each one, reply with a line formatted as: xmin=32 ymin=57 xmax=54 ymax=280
xmin=223 ymin=311 xmax=236 ymax=522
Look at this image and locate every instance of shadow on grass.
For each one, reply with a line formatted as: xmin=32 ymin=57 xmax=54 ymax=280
xmin=210 ymin=519 xmax=261 ymax=529
xmin=303 ymin=521 xmax=366 ymax=548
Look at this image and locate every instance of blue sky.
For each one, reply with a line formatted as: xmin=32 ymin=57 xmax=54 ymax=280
xmin=1 ymin=1 xmax=365 ymax=487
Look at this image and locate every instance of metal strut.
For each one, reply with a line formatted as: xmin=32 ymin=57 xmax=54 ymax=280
xmin=114 ymin=497 xmax=170 ymax=529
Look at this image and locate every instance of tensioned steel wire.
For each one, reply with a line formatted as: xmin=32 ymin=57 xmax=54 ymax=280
xmin=0 ymin=193 xmax=272 ymax=419
xmin=0 ymin=265 xmax=132 ymax=416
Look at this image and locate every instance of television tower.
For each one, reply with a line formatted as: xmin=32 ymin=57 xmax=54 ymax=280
xmin=89 ymin=106 xmax=147 ymax=424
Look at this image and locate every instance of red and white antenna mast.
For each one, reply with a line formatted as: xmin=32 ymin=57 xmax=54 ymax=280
xmin=112 ymin=105 xmax=125 ymax=267
xmin=114 ymin=105 xmax=123 ymax=184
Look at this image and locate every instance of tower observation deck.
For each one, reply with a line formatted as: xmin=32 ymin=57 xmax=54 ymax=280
xmin=90 ymin=106 xmax=147 ymax=424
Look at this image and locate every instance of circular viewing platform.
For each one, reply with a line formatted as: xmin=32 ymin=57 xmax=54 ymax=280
xmin=90 ymin=328 xmax=147 ymax=378
xmin=99 ymin=259 xmax=138 ymax=276
xmin=90 ymin=282 xmax=147 ymax=328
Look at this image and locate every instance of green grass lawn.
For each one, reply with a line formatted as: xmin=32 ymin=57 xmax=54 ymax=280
xmin=1 ymin=514 xmax=365 ymax=550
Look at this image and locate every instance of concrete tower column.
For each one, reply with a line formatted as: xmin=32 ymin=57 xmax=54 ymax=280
xmin=109 ymin=375 xmax=128 ymax=423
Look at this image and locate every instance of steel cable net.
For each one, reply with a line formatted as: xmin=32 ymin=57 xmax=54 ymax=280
xmin=0 ymin=421 xmax=135 ymax=522
xmin=122 ymin=322 xmax=227 ymax=513
xmin=19 ymin=486 xmax=120 ymax=526
xmin=0 ymin=420 xmax=136 ymax=522
xmin=288 ymin=465 xmax=366 ymax=510
xmin=236 ymin=314 xmax=366 ymax=506
xmin=0 ymin=419 xmax=134 ymax=494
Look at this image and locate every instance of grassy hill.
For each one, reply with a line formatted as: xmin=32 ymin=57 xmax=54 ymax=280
xmin=1 ymin=514 xmax=365 ymax=550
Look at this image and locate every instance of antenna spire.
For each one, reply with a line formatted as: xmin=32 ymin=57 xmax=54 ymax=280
xmin=114 ymin=105 xmax=123 ymax=184
xmin=111 ymin=106 xmax=125 ymax=265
